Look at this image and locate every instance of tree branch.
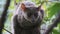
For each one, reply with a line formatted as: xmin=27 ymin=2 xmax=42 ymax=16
xmin=0 ymin=0 xmax=11 ymax=34
xmin=45 ymin=11 xmax=60 ymax=34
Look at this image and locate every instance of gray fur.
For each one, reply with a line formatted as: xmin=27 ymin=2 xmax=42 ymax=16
xmin=12 ymin=1 xmax=44 ymax=34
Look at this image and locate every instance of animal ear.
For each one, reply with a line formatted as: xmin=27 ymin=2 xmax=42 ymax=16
xmin=21 ymin=3 xmax=26 ymax=11
xmin=37 ymin=5 xmax=41 ymax=11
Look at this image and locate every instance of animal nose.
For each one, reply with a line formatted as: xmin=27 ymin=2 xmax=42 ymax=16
xmin=31 ymin=15 xmax=35 ymax=22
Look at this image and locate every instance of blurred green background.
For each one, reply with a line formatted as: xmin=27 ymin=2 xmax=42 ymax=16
xmin=0 ymin=0 xmax=60 ymax=34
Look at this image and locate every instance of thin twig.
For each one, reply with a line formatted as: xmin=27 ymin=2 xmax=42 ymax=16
xmin=3 ymin=28 xmax=12 ymax=34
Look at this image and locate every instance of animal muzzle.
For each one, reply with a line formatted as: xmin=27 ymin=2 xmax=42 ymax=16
xmin=31 ymin=15 xmax=36 ymax=22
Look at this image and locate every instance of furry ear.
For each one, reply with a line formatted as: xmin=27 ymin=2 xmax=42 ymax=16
xmin=38 ymin=5 xmax=44 ymax=11
xmin=21 ymin=3 xmax=26 ymax=11
xmin=37 ymin=5 xmax=41 ymax=11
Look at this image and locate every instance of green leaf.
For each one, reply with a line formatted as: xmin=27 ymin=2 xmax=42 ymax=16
xmin=52 ymin=29 xmax=60 ymax=34
xmin=48 ymin=3 xmax=60 ymax=18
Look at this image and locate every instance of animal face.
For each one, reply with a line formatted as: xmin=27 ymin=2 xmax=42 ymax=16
xmin=24 ymin=7 xmax=40 ymax=22
xmin=19 ymin=3 xmax=42 ymax=22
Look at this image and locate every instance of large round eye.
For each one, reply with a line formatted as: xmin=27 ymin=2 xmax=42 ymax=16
xmin=34 ymin=13 xmax=38 ymax=18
